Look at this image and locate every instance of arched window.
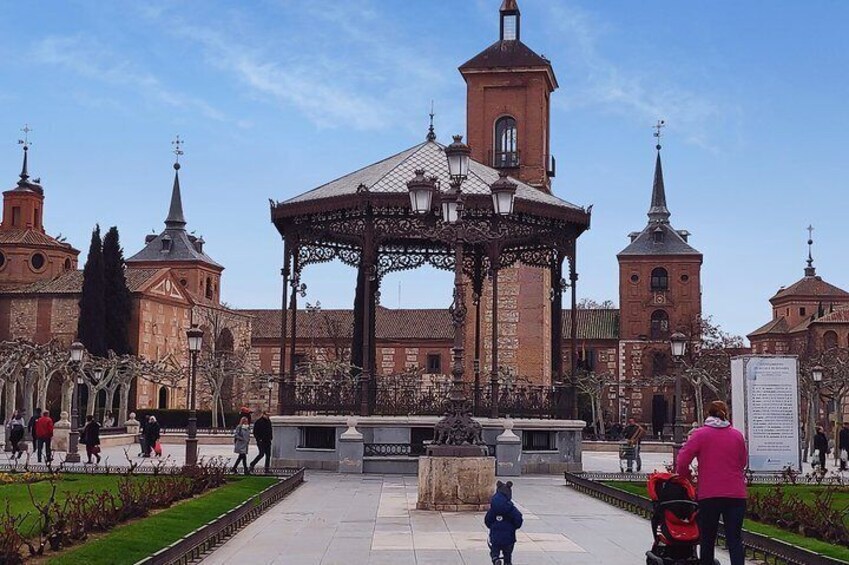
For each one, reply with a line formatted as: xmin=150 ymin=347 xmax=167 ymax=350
xmin=650 ymin=310 xmax=669 ymax=340
xmin=158 ymin=386 xmax=168 ymax=409
xmin=651 ymin=352 xmax=668 ymax=377
xmin=824 ymin=330 xmax=838 ymax=350
xmin=494 ymin=116 xmax=518 ymax=168
xmin=205 ymin=277 xmax=213 ymax=300
xmin=651 ymin=267 xmax=669 ymax=291
xmin=215 ymin=328 xmax=235 ymax=354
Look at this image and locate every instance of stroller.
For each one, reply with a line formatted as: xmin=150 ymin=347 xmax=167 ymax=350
xmin=619 ymin=441 xmax=637 ymax=472
xmin=645 ymin=473 xmax=719 ymax=565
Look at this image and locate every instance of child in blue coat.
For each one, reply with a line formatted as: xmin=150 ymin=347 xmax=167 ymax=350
xmin=484 ymin=480 xmax=524 ymax=565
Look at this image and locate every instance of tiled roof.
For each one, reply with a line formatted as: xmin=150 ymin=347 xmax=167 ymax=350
xmin=126 ymin=228 xmax=222 ymax=269
xmin=239 ymin=307 xmax=453 ymax=341
xmin=2 ymin=268 xmax=162 ymax=295
xmin=459 ymin=40 xmax=554 ymax=76
xmin=748 ymin=317 xmax=790 ymax=337
xmin=0 ymin=229 xmax=78 ymax=252
xmin=282 ymin=140 xmax=583 ymax=212
xmin=771 ymin=275 xmax=849 ymax=302
xmin=617 ymin=223 xmax=701 ymax=257
xmin=562 ymin=309 xmax=620 ymax=340
xmin=812 ymin=307 xmax=849 ymax=324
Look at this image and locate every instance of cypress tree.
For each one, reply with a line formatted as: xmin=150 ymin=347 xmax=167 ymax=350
xmin=77 ymin=225 xmax=107 ymax=357
xmin=103 ymin=226 xmax=132 ymax=355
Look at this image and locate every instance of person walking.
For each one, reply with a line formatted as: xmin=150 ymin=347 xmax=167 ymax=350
xmin=103 ymin=411 xmax=115 ymax=428
xmin=231 ymin=416 xmax=251 ymax=474
xmin=839 ymin=422 xmax=849 ymax=472
xmin=34 ymin=410 xmax=54 ymax=463
xmin=814 ymin=425 xmax=829 ymax=473
xmin=145 ymin=416 xmax=162 ymax=458
xmin=138 ymin=414 xmax=148 ymax=457
xmin=484 ymin=480 xmax=523 ymax=565
xmin=623 ymin=417 xmax=646 ymax=472
xmin=675 ymin=401 xmax=747 ymax=565
xmin=81 ymin=415 xmax=101 ymax=465
xmin=249 ymin=411 xmax=273 ymax=473
xmin=6 ymin=410 xmax=26 ymax=459
xmin=27 ymin=407 xmax=40 ymax=439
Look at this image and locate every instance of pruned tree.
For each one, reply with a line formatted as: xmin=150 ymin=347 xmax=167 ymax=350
xmin=575 ymin=368 xmax=616 ymax=438
xmin=801 ymin=347 xmax=849 ymax=460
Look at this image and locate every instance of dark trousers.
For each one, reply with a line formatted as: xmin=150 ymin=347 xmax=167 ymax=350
xmin=232 ymin=453 xmax=248 ymax=473
xmin=250 ymin=439 xmax=271 ymax=470
xmin=35 ymin=438 xmax=51 ymax=462
xmin=489 ymin=542 xmax=514 ymax=564
xmin=818 ymin=450 xmax=827 ymax=471
xmin=698 ymin=497 xmax=746 ymax=565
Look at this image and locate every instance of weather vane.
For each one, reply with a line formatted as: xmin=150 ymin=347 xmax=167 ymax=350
xmin=172 ymin=135 xmax=184 ymax=163
xmin=807 ymin=224 xmax=815 ymax=270
xmin=18 ymin=124 xmax=32 ymax=150
xmin=653 ymin=119 xmax=666 ymax=150
xmin=427 ymin=100 xmax=436 ymax=142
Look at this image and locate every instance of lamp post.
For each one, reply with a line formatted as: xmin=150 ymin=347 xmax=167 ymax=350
xmin=670 ymin=332 xmax=687 ymax=468
xmin=67 ymin=341 xmax=85 ymax=463
xmin=407 ymin=135 xmax=516 ymax=453
xmin=267 ymin=376 xmax=274 ymax=411
xmin=185 ymin=325 xmax=204 ymax=466
xmin=811 ymin=364 xmax=823 ymax=458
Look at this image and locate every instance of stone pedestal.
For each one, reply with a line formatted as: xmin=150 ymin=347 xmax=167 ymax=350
xmin=53 ymin=412 xmax=71 ymax=452
xmin=416 ymin=456 xmax=496 ymax=511
xmin=496 ymin=420 xmax=522 ymax=477
xmin=338 ymin=417 xmax=364 ymax=474
xmin=125 ymin=413 xmax=140 ymax=437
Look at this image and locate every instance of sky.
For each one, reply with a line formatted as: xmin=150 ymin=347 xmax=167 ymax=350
xmin=1 ymin=0 xmax=847 ymax=341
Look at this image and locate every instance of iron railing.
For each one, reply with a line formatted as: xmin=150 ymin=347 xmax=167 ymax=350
xmin=286 ymin=380 xmax=569 ymax=418
xmin=137 ymin=469 xmax=305 ymax=565
xmin=564 ymin=472 xmax=847 ymax=565
xmin=364 ymin=443 xmax=496 ymax=458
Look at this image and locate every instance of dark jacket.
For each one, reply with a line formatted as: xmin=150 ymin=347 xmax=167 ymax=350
xmin=145 ymin=421 xmax=161 ymax=443
xmin=82 ymin=421 xmax=101 ymax=446
xmin=839 ymin=427 xmax=849 ymax=451
xmin=814 ymin=432 xmax=829 ymax=454
xmin=27 ymin=415 xmax=38 ymax=435
xmin=253 ymin=416 xmax=273 ymax=442
xmin=484 ymin=491 xmax=523 ymax=546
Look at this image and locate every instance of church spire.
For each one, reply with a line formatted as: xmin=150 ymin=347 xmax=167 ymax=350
xmin=17 ymin=124 xmax=31 ymax=187
xmin=647 ymin=120 xmax=670 ymax=224
xmin=165 ymin=136 xmax=186 ymax=230
xmin=500 ymin=0 xmax=520 ymax=41
xmin=805 ymin=224 xmax=816 ymax=277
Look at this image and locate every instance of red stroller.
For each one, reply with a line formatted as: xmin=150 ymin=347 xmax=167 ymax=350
xmin=645 ymin=473 xmax=719 ymax=565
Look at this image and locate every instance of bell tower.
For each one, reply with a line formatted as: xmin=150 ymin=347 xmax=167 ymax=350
xmin=458 ymin=1 xmax=558 ymax=383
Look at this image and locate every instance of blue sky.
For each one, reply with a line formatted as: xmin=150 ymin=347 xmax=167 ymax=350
xmin=1 ymin=1 xmax=847 ymax=340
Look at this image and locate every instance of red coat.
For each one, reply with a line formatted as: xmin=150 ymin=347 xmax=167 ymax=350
xmin=34 ymin=416 xmax=54 ymax=439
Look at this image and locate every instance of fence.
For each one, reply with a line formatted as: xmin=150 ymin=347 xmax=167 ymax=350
xmin=364 ymin=443 xmax=497 ymax=457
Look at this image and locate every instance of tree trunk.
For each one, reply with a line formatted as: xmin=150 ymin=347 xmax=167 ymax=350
xmin=86 ymin=385 xmax=96 ymax=417
xmin=118 ymin=384 xmax=131 ymax=424
xmin=61 ymin=380 xmax=73 ymax=416
xmin=212 ymin=390 xmax=221 ymax=429
xmin=694 ymin=384 xmax=705 ymax=424
xmin=105 ymin=388 xmax=116 ymax=417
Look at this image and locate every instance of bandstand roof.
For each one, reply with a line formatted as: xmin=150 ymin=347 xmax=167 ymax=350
xmin=274 ymin=139 xmax=587 ymax=223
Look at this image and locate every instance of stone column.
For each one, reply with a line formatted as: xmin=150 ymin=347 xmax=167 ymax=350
xmin=53 ymin=411 xmax=71 ymax=452
xmin=496 ymin=420 xmax=522 ymax=477
xmin=338 ymin=417 xmax=364 ymax=474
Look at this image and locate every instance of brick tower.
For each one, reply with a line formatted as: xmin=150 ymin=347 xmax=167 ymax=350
xmin=617 ymin=141 xmax=702 ymax=420
xmin=459 ymin=0 xmax=558 ymax=382
xmin=0 ymin=139 xmax=79 ymax=290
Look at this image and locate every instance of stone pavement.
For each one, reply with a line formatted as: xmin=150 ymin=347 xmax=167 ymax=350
xmin=200 ymin=472 xmax=751 ymax=565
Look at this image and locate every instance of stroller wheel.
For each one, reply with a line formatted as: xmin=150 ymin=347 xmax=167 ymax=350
xmin=644 ymin=551 xmax=664 ymax=565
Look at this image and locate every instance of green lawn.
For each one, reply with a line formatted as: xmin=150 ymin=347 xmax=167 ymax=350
xmin=0 ymin=474 xmax=150 ymax=537
xmin=603 ymin=481 xmax=849 ymax=562
xmin=48 ymin=476 xmax=277 ymax=565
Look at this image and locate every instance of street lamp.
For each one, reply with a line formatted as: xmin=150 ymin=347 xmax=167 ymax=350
xmin=267 ymin=376 xmax=274 ymax=411
xmin=407 ymin=134 xmax=516 ymax=454
xmin=185 ymin=325 xmax=204 ymax=466
xmin=670 ymin=331 xmax=687 ymax=468
xmin=67 ymin=341 xmax=85 ymax=463
xmin=812 ymin=364 xmax=824 ymax=432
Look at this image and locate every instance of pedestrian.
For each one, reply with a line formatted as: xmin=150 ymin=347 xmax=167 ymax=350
xmin=623 ymin=417 xmax=646 ymax=472
xmin=81 ymin=415 xmax=101 ymax=465
xmin=839 ymin=422 xmax=849 ymax=472
xmin=145 ymin=416 xmax=161 ymax=457
xmin=138 ymin=414 xmax=148 ymax=457
xmin=27 ymin=407 xmax=40 ymax=439
xmin=231 ymin=416 xmax=251 ymax=474
xmin=814 ymin=425 xmax=829 ymax=473
xmin=675 ymin=400 xmax=747 ymax=565
xmin=484 ymin=480 xmax=523 ymax=565
xmin=238 ymin=406 xmax=253 ymax=425
xmin=103 ymin=411 xmax=115 ymax=428
xmin=34 ymin=410 xmax=54 ymax=463
xmin=249 ymin=410 xmax=273 ymax=473
xmin=5 ymin=410 xmax=26 ymax=459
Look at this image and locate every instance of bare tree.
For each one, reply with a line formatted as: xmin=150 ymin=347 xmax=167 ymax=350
xmin=575 ymin=368 xmax=616 ymax=438
xmin=577 ymin=298 xmax=617 ymax=309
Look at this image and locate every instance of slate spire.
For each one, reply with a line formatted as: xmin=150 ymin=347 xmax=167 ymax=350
xmin=647 ymin=150 xmax=670 ymax=224
xmin=165 ymin=136 xmax=186 ymax=230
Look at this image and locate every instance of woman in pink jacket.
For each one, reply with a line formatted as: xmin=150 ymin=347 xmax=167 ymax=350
xmin=675 ymin=400 xmax=747 ymax=565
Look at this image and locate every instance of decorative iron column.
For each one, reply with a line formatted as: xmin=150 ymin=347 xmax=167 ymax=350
xmin=288 ymin=245 xmax=301 ymax=387
xmin=360 ymin=206 xmax=375 ymax=417
xmin=569 ymin=244 xmax=579 ymax=418
xmin=472 ymin=253 xmax=484 ymax=415
xmin=551 ymin=249 xmax=567 ymax=419
xmin=278 ymin=239 xmax=291 ymax=415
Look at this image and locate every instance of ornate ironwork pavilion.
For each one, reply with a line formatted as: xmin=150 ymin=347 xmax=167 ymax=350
xmin=270 ymin=136 xmax=591 ymax=418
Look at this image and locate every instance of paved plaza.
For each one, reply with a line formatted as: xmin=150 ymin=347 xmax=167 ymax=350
xmin=200 ymin=472 xmax=752 ymax=565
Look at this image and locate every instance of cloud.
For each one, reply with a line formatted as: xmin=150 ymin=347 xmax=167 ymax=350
xmin=140 ymin=2 xmax=458 ymax=133
xmin=543 ymin=3 xmax=726 ymax=150
xmin=31 ymin=35 xmax=236 ymax=125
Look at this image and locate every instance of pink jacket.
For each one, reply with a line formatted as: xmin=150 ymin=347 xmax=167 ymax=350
xmin=675 ymin=420 xmax=747 ymax=500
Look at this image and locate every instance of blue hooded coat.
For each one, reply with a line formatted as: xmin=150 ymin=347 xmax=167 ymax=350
xmin=484 ymin=482 xmax=523 ymax=546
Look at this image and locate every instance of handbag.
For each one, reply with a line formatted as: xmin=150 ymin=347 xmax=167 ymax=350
xmin=91 ymin=445 xmax=101 ymax=455
xmin=154 ymin=440 xmax=162 ymax=456
xmin=841 ymin=449 xmax=848 ymax=462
